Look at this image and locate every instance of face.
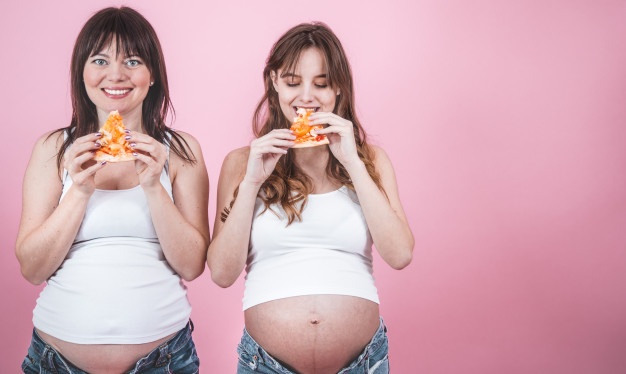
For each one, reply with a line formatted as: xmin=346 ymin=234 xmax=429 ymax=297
xmin=272 ymin=48 xmax=339 ymax=123
xmin=83 ymin=40 xmax=152 ymax=122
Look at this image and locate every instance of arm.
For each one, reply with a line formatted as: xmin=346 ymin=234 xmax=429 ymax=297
xmin=207 ymin=129 xmax=295 ymax=287
xmin=15 ymin=131 xmax=105 ymax=284
xmin=132 ymin=131 xmax=210 ymax=281
xmin=345 ymin=146 xmax=414 ymax=270
xmin=313 ymin=113 xmax=414 ymax=269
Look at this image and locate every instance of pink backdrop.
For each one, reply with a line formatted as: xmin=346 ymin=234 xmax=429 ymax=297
xmin=2 ymin=1 xmax=626 ymax=373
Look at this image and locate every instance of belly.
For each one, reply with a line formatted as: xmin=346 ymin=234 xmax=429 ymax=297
xmin=244 ymin=295 xmax=380 ymax=374
xmin=36 ymin=329 xmax=176 ymax=374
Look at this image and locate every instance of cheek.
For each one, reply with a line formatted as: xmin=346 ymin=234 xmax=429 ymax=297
xmin=82 ymin=68 xmax=98 ymax=86
xmin=134 ymin=68 xmax=152 ymax=87
xmin=322 ymin=92 xmax=337 ymax=110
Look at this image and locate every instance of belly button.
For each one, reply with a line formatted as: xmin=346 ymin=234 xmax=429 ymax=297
xmin=310 ymin=319 xmax=320 ymax=325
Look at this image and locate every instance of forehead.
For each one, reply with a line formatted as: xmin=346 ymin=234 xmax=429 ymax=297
xmin=90 ymin=33 xmax=141 ymax=57
xmin=280 ymin=48 xmax=327 ymax=76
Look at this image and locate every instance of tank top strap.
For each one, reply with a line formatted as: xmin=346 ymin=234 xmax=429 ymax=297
xmin=62 ymin=130 xmax=71 ymax=186
xmin=164 ymin=131 xmax=172 ymax=177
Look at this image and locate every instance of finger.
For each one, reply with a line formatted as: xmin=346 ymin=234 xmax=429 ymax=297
xmin=71 ymin=160 xmax=106 ymax=184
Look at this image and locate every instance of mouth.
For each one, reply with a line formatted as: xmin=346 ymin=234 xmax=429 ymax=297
xmin=293 ymin=106 xmax=319 ymax=115
xmin=103 ymin=88 xmax=131 ymax=96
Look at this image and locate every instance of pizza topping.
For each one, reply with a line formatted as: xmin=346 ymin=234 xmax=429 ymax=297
xmin=94 ymin=111 xmax=135 ymax=162
xmin=290 ymin=107 xmax=329 ymax=148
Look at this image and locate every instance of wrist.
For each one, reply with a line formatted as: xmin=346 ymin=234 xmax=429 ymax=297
xmin=343 ymin=158 xmax=366 ymax=175
xmin=239 ymin=178 xmax=263 ymax=194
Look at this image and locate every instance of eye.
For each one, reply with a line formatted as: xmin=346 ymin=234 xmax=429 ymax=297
xmin=315 ymin=84 xmax=328 ymax=88
xmin=92 ymin=58 xmax=107 ymax=66
xmin=286 ymin=82 xmax=300 ymax=87
xmin=125 ymin=59 xmax=142 ymax=67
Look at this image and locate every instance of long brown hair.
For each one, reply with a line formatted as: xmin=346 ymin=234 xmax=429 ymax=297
xmin=53 ymin=6 xmax=195 ymax=170
xmin=223 ymin=22 xmax=384 ymax=224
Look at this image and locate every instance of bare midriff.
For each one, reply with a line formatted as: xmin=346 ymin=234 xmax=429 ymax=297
xmin=35 ymin=329 xmax=177 ymax=373
xmin=244 ymin=294 xmax=380 ymax=374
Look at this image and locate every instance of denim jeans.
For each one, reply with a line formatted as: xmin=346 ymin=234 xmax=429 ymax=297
xmin=22 ymin=320 xmax=199 ymax=374
xmin=237 ymin=318 xmax=389 ymax=374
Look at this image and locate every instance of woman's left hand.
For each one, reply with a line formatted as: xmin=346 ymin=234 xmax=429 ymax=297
xmin=310 ymin=112 xmax=361 ymax=167
xmin=126 ymin=131 xmax=168 ymax=189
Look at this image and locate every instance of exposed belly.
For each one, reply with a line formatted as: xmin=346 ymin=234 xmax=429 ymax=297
xmin=35 ymin=329 xmax=176 ymax=374
xmin=244 ymin=295 xmax=380 ymax=374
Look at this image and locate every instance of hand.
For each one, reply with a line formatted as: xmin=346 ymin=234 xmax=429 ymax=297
xmin=310 ymin=112 xmax=361 ymax=167
xmin=62 ymin=132 xmax=106 ymax=196
xmin=125 ymin=131 xmax=168 ymax=190
xmin=243 ymin=129 xmax=295 ymax=187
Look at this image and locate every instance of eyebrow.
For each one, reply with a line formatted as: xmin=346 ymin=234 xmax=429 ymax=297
xmin=90 ymin=52 xmax=110 ymax=57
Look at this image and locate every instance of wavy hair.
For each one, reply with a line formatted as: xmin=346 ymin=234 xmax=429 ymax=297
xmin=53 ymin=6 xmax=195 ymax=170
xmin=223 ymin=22 xmax=385 ymax=224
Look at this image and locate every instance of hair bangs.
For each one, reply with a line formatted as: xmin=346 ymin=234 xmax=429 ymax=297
xmin=87 ymin=13 xmax=151 ymax=64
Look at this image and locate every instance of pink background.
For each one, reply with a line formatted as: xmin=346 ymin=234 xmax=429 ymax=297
xmin=2 ymin=1 xmax=626 ymax=373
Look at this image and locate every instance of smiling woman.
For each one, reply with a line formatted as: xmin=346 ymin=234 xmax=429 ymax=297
xmin=82 ymin=42 xmax=153 ymax=118
xmin=15 ymin=6 xmax=210 ymax=373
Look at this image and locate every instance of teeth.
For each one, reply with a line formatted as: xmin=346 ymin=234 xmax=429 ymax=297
xmin=295 ymin=107 xmax=318 ymax=112
xmin=104 ymin=89 xmax=130 ymax=95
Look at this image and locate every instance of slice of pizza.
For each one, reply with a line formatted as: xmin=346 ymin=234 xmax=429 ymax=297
xmin=290 ymin=107 xmax=329 ymax=148
xmin=94 ymin=110 xmax=135 ymax=162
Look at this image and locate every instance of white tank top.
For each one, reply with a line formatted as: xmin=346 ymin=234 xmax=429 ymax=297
xmin=33 ymin=144 xmax=191 ymax=344
xmin=243 ymin=186 xmax=379 ymax=310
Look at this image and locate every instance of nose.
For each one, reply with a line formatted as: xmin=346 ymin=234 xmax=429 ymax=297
xmin=107 ymin=61 xmax=126 ymax=82
xmin=300 ymin=82 xmax=313 ymax=102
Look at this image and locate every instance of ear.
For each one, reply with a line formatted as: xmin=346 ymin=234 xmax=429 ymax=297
xmin=270 ymin=71 xmax=279 ymax=92
xmin=336 ymin=89 xmax=341 ymax=96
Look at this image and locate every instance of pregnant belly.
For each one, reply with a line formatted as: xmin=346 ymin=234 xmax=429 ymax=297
xmin=244 ymin=295 xmax=380 ymax=373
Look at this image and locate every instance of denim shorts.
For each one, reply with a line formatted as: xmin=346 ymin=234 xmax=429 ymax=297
xmin=22 ymin=320 xmax=199 ymax=374
xmin=237 ymin=318 xmax=389 ymax=373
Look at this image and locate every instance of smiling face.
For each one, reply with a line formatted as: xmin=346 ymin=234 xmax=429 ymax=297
xmin=83 ymin=40 xmax=152 ymax=123
xmin=271 ymin=48 xmax=339 ymax=124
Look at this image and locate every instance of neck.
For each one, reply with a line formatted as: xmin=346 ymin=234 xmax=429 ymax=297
xmin=293 ymin=147 xmax=341 ymax=192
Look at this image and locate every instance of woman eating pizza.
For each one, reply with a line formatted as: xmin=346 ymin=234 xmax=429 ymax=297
xmin=207 ymin=22 xmax=414 ymax=373
xmin=15 ymin=7 xmax=209 ymax=373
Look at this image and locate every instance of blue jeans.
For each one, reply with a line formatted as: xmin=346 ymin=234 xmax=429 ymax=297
xmin=22 ymin=320 xmax=199 ymax=374
xmin=237 ymin=318 xmax=389 ymax=373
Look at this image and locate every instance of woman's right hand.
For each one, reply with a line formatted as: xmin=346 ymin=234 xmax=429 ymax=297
xmin=242 ymin=129 xmax=294 ymax=187
xmin=62 ymin=132 xmax=107 ymax=195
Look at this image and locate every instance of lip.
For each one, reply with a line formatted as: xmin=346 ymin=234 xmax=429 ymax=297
xmin=102 ymin=88 xmax=132 ymax=98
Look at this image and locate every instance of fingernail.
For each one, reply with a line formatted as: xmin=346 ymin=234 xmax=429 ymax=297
xmin=95 ymin=142 xmax=101 ymax=148
xmin=124 ymin=129 xmax=130 ymax=134
xmin=125 ymin=135 xmax=132 ymax=140
xmin=132 ymin=152 xmax=138 ymax=156
xmin=130 ymin=143 xmax=136 ymax=148
xmin=101 ymin=161 xmax=107 ymax=165
xmin=94 ymin=132 xmax=102 ymax=137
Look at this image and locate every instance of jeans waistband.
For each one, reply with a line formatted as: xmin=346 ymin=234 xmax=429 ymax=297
xmin=31 ymin=320 xmax=194 ymax=373
xmin=132 ymin=320 xmax=194 ymax=371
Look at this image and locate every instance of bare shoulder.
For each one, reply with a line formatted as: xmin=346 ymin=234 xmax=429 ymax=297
xmin=369 ymin=144 xmax=393 ymax=169
xmin=34 ymin=130 xmax=64 ymax=155
xmin=28 ymin=130 xmax=65 ymax=178
xmin=168 ymin=130 xmax=204 ymax=161
xmin=223 ymin=146 xmax=250 ymax=169
xmin=217 ymin=146 xmax=250 ymax=191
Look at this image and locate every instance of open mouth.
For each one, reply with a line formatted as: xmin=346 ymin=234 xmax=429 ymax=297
xmin=293 ymin=106 xmax=319 ymax=115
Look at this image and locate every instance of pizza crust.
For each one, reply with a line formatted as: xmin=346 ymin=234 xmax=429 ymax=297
xmin=292 ymin=137 xmax=330 ymax=148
